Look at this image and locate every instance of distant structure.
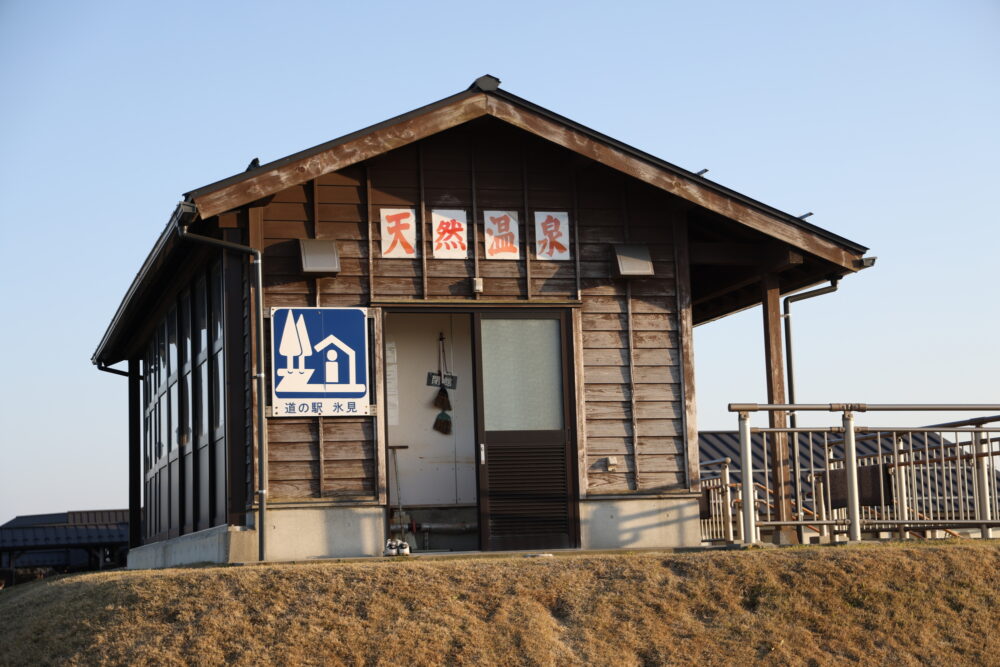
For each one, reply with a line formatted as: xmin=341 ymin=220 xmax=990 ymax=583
xmin=0 ymin=510 xmax=129 ymax=585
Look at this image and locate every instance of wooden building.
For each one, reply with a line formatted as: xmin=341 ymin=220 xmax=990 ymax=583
xmin=93 ymin=76 xmax=871 ymax=565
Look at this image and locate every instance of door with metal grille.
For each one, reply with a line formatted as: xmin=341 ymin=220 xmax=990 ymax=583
xmin=474 ymin=312 xmax=577 ymax=550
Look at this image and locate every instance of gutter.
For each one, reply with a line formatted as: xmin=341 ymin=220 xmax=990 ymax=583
xmin=173 ymin=204 xmax=269 ymax=564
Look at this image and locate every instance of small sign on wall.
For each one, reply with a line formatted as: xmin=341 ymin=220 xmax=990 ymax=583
xmin=431 ymin=209 xmax=468 ymax=259
xmin=534 ymin=211 xmax=571 ymax=260
xmin=484 ymin=210 xmax=520 ymax=259
xmin=380 ymin=208 xmax=418 ymax=258
xmin=426 ymin=371 xmax=458 ymax=389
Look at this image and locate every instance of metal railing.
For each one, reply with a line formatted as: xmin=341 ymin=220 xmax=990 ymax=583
xmin=700 ymin=458 xmax=734 ymax=543
xmin=700 ymin=404 xmax=1000 ymax=545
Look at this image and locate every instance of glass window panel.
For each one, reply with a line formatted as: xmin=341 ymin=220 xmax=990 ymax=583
xmin=147 ymin=341 xmax=156 ymax=395
xmin=167 ymin=307 xmax=178 ymax=378
xmin=481 ymin=318 xmax=563 ymax=431
xmin=157 ymin=325 xmax=167 ymax=387
xmin=151 ymin=405 xmax=157 ymax=464
xmin=168 ymin=382 xmax=178 ymax=452
xmin=143 ymin=415 xmax=150 ymax=472
xmin=195 ymin=363 xmax=209 ymax=441
xmin=180 ymin=372 xmax=192 ymax=449
xmin=195 ymin=275 xmax=208 ymax=359
xmin=158 ymin=394 xmax=168 ymax=460
xmin=212 ymin=351 xmax=225 ymax=430
xmin=180 ymin=291 xmax=191 ymax=370
xmin=210 ymin=263 xmax=223 ymax=347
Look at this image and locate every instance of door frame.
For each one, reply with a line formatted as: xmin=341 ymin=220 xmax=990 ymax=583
xmin=473 ymin=309 xmax=580 ymax=550
xmin=380 ymin=305 xmax=580 ymax=551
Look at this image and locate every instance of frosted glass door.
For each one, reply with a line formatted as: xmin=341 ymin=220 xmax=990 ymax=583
xmin=475 ymin=312 xmax=576 ymax=551
xmin=480 ymin=318 xmax=564 ymax=431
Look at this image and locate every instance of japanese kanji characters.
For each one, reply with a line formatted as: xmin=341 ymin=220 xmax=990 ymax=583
xmin=380 ymin=208 xmax=417 ymax=258
xmin=378 ymin=207 xmax=571 ymax=261
xmin=483 ymin=210 xmax=520 ymax=259
xmin=431 ymin=209 xmax=468 ymax=259
xmin=534 ymin=211 xmax=571 ymax=261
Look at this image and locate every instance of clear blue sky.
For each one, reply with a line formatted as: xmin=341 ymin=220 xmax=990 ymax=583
xmin=1 ymin=1 xmax=997 ymax=523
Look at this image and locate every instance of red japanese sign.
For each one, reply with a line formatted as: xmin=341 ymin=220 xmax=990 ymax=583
xmin=534 ymin=211 xmax=571 ymax=261
xmin=380 ymin=208 xmax=417 ymax=258
xmin=431 ymin=209 xmax=468 ymax=259
xmin=484 ymin=210 xmax=520 ymax=260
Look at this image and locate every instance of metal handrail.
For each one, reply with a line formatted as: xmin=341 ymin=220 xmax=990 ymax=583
xmin=730 ymin=403 xmax=1000 ymax=413
xmin=726 ymin=403 xmax=1000 ymax=546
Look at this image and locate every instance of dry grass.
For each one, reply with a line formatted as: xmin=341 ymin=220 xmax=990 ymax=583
xmin=2 ymin=541 xmax=1000 ymax=666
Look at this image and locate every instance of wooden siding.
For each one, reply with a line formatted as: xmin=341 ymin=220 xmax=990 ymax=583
xmin=252 ymin=119 xmax=688 ymax=501
xmin=576 ymin=165 xmax=684 ymax=494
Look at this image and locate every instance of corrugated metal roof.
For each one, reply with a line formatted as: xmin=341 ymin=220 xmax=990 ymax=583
xmin=0 ymin=524 xmax=128 ymax=550
xmin=1 ymin=513 xmax=68 ymax=529
xmin=0 ymin=510 xmax=129 ymax=551
xmin=68 ymin=510 xmax=129 ymax=525
xmin=699 ymin=430 xmax=947 ymax=488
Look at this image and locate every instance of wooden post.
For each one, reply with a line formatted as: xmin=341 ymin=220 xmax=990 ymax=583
xmin=673 ymin=216 xmax=700 ymax=492
xmin=761 ymin=273 xmax=797 ymax=544
xmin=127 ymin=358 xmax=142 ymax=549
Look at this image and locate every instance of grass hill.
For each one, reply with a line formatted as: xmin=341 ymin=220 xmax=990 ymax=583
xmin=2 ymin=541 xmax=999 ymax=665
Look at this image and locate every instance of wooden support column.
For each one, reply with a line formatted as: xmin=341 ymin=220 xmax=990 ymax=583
xmin=673 ymin=216 xmax=700 ymax=492
xmin=128 ymin=358 xmax=142 ymax=549
xmin=761 ymin=273 xmax=797 ymax=544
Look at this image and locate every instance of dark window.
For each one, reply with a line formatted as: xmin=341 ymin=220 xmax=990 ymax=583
xmin=195 ymin=275 xmax=208 ymax=360
xmin=140 ymin=262 xmax=229 ymax=541
xmin=157 ymin=325 xmax=166 ymax=387
xmin=211 ymin=263 xmax=223 ymax=347
xmin=158 ymin=394 xmax=167 ymax=459
xmin=167 ymin=307 xmax=178 ymax=378
xmin=212 ymin=351 xmax=225 ymax=432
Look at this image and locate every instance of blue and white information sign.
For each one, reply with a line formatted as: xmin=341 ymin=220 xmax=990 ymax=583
xmin=270 ymin=307 xmax=370 ymax=417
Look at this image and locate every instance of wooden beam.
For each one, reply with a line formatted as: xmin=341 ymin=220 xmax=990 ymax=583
xmin=193 ymin=94 xmax=490 ymax=219
xmin=691 ymin=242 xmax=762 ymax=265
xmin=693 ymin=270 xmax=761 ymax=306
xmin=486 ymin=96 xmax=860 ymax=271
xmin=674 ymin=217 xmax=700 ymax=492
xmin=762 ymin=273 xmax=797 ymax=544
xmin=690 ymin=242 xmax=803 ymax=268
xmin=692 ymin=248 xmax=804 ymax=307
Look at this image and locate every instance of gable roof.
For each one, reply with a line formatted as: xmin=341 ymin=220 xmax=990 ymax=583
xmin=94 ymin=76 xmax=870 ymax=367
xmin=184 ymin=75 xmax=867 ymax=271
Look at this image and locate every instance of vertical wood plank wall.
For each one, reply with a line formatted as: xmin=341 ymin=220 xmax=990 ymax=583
xmin=252 ymin=118 xmax=687 ymax=501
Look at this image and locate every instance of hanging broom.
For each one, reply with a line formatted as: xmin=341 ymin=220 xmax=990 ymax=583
xmin=432 ymin=410 xmax=452 ymax=435
xmin=433 ymin=386 xmax=452 ymax=411
xmin=433 ymin=333 xmax=452 ymax=411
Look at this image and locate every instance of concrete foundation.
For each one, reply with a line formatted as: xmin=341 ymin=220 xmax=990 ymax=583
xmin=128 ymin=498 xmax=700 ymax=567
xmin=579 ymin=495 xmax=702 ymax=550
xmin=265 ymin=506 xmax=386 ymax=561
xmin=127 ymin=524 xmax=257 ymax=569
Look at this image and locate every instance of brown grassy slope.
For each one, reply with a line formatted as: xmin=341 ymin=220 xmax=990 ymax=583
xmin=1 ymin=542 xmax=999 ymax=666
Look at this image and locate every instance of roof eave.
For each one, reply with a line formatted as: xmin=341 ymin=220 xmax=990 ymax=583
xmin=91 ymin=202 xmax=192 ymax=366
